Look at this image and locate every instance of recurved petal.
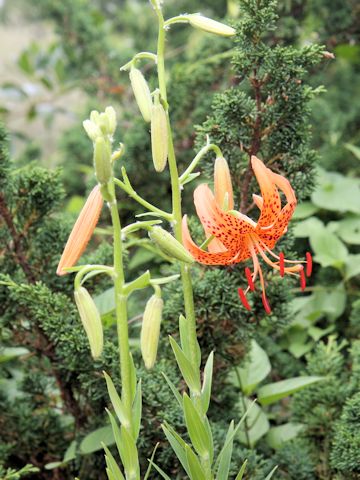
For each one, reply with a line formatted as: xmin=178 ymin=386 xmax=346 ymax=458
xmin=269 ymin=170 xmax=297 ymax=204
xmin=214 ymin=156 xmax=234 ymax=210
xmin=57 ymin=186 xmax=103 ymax=275
xmin=194 ymin=184 xmax=253 ymax=250
xmin=182 ymin=216 xmax=239 ymax=265
xmin=257 ymin=202 xmax=297 ymax=248
xmin=251 ymin=156 xmax=281 ymax=227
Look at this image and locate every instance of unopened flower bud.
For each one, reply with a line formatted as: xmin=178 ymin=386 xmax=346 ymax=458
xmin=141 ymin=294 xmax=163 ymax=369
xmin=74 ymin=287 xmax=103 ymax=359
xmin=187 ymin=14 xmax=236 ymax=37
xmin=83 ymin=119 xmax=101 ymax=142
xmin=151 ymin=94 xmax=168 ymax=172
xmin=149 ymin=226 xmax=194 ymax=264
xmin=98 ymin=112 xmax=111 ymax=135
xmin=94 ymin=137 xmax=112 ymax=185
xmin=90 ymin=110 xmax=100 ymax=123
xmin=105 ymin=106 xmax=116 ymax=135
xmin=129 ymin=67 xmax=152 ymax=123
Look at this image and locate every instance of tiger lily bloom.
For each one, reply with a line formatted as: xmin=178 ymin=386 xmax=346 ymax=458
xmin=57 ymin=186 xmax=103 ymax=276
xmin=182 ymin=155 xmax=312 ymax=314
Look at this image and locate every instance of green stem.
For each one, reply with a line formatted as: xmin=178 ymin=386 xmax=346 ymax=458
xmin=154 ymin=5 xmax=199 ymax=374
xmin=108 ymin=180 xmax=132 ymax=418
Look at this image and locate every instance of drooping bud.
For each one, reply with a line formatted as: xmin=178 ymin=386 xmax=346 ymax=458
xmin=150 ymin=92 xmax=168 ymax=172
xmin=94 ymin=137 xmax=112 ymax=185
xmin=214 ymin=156 xmax=234 ymax=210
xmin=140 ymin=294 xmax=163 ymax=369
xmin=187 ymin=14 xmax=236 ymax=37
xmin=83 ymin=119 xmax=101 ymax=142
xmin=149 ymin=226 xmax=194 ymax=264
xmin=74 ymin=287 xmax=103 ymax=359
xmin=129 ymin=67 xmax=152 ymax=123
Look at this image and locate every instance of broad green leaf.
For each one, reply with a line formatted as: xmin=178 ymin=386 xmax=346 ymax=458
xmin=80 ymin=425 xmax=114 ymax=454
xmin=345 ymin=142 xmax=360 ymax=160
xmin=94 ymin=287 xmax=115 ymax=316
xmin=132 ymin=380 xmax=142 ymax=440
xmin=102 ymin=443 xmax=125 ymax=480
xmin=63 ymin=440 xmax=77 ymax=462
xmin=235 ymin=459 xmax=247 ymax=480
xmin=293 ymin=202 xmax=319 ymax=219
xmin=266 ymin=423 xmax=304 ymax=449
xmin=216 ymin=421 xmax=234 ymax=480
xmin=103 ymin=372 xmax=130 ymax=428
xmin=310 ymin=225 xmax=348 ymax=269
xmin=201 ymin=351 xmax=214 ymax=413
xmin=238 ymin=340 xmax=271 ymax=394
xmin=169 ymin=337 xmax=201 ymax=393
xmin=345 ymin=254 xmax=360 ymax=280
xmin=332 ymin=216 xmax=360 ymax=245
xmin=293 ymin=217 xmax=324 ymax=238
xmin=258 ymin=376 xmax=324 ymax=406
xmin=238 ymin=399 xmax=269 ymax=447
xmin=183 ymin=393 xmax=213 ymax=460
xmin=18 ymin=51 xmax=34 ymax=75
xmin=0 ymin=347 xmax=28 ymax=363
xmin=185 ymin=445 xmax=207 ymax=480
xmin=162 ymin=423 xmax=191 ymax=477
xmin=311 ymin=168 xmax=360 ymax=214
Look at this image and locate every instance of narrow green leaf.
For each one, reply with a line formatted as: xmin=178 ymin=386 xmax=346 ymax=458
xmin=106 ymin=409 xmax=124 ymax=463
xmin=162 ymin=423 xmax=191 ymax=477
xmin=104 ymin=372 xmax=130 ymax=428
xmin=132 ymin=380 xmax=142 ymax=440
xmin=216 ymin=421 xmax=234 ymax=480
xmin=179 ymin=315 xmax=201 ymax=368
xmin=185 ymin=445 xmax=207 ymax=480
xmin=264 ymin=466 xmax=278 ymax=479
xmin=129 ymin=352 xmax=137 ymax=402
xmin=147 ymin=460 xmax=172 ymax=480
xmin=120 ymin=425 xmax=140 ymax=479
xmin=102 ymin=443 xmax=125 ymax=480
xmin=169 ymin=337 xmax=200 ymax=392
xmin=258 ymin=376 xmax=324 ymax=406
xmin=106 ymin=467 xmax=116 ymax=480
xmin=162 ymin=372 xmax=182 ymax=408
xmin=201 ymin=351 xmax=214 ymax=413
xmin=144 ymin=443 xmax=160 ymax=480
xmin=235 ymin=459 xmax=248 ymax=480
xmin=183 ymin=393 xmax=212 ymax=461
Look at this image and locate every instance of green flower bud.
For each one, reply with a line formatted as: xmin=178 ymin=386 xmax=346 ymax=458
xmin=83 ymin=119 xmax=101 ymax=142
xmin=74 ymin=287 xmax=103 ymax=359
xmin=98 ymin=112 xmax=111 ymax=135
xmin=94 ymin=137 xmax=112 ymax=185
xmin=129 ymin=67 xmax=152 ymax=123
xmin=141 ymin=294 xmax=163 ymax=369
xmin=187 ymin=14 xmax=236 ymax=37
xmin=90 ymin=110 xmax=100 ymax=123
xmin=151 ymin=94 xmax=168 ymax=172
xmin=149 ymin=226 xmax=194 ymax=264
xmin=105 ymin=106 xmax=117 ymax=135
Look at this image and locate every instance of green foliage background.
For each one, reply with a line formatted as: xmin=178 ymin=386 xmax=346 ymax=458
xmin=0 ymin=0 xmax=359 ymax=479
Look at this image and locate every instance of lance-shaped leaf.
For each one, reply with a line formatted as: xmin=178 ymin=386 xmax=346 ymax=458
xmin=132 ymin=380 xmax=142 ymax=440
xmin=258 ymin=376 xmax=324 ymax=406
xmin=201 ymin=351 xmax=214 ymax=413
xmin=183 ymin=393 xmax=213 ymax=461
xmin=169 ymin=337 xmax=201 ymax=393
xmin=120 ymin=425 xmax=140 ymax=479
xmin=216 ymin=421 xmax=234 ymax=480
xmin=102 ymin=443 xmax=125 ymax=480
xmin=234 ymin=460 xmax=248 ymax=480
xmin=104 ymin=371 xmax=130 ymax=429
xmin=185 ymin=445 xmax=207 ymax=480
xmin=162 ymin=422 xmax=191 ymax=478
xmin=162 ymin=372 xmax=182 ymax=408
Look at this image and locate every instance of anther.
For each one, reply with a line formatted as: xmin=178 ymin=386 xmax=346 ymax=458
xmin=306 ymin=252 xmax=312 ymax=277
xmin=238 ymin=288 xmax=251 ymax=311
xmin=245 ymin=267 xmax=255 ymax=291
xmin=261 ymin=292 xmax=272 ymax=315
xmin=300 ymin=267 xmax=306 ymax=291
xmin=279 ymin=252 xmax=285 ymax=277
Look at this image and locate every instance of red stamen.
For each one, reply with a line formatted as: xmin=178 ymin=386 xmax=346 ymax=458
xmin=279 ymin=252 xmax=285 ymax=277
xmin=261 ymin=292 xmax=272 ymax=315
xmin=245 ymin=267 xmax=255 ymax=291
xmin=300 ymin=267 xmax=306 ymax=291
xmin=306 ymin=252 xmax=312 ymax=277
xmin=238 ymin=288 xmax=251 ymax=311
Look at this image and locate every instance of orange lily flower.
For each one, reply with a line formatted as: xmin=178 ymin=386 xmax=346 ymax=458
xmin=57 ymin=186 xmax=103 ymax=276
xmin=182 ymin=155 xmax=312 ymax=314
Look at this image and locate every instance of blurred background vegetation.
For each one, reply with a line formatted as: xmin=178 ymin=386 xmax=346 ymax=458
xmin=0 ymin=0 xmax=359 ymax=479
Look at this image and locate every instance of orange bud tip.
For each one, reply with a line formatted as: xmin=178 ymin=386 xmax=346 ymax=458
xmin=261 ymin=293 xmax=272 ymax=315
xmin=300 ymin=267 xmax=306 ymax=291
xmin=279 ymin=252 xmax=285 ymax=277
xmin=238 ymin=288 xmax=251 ymax=311
xmin=245 ymin=267 xmax=255 ymax=291
xmin=306 ymin=252 xmax=312 ymax=277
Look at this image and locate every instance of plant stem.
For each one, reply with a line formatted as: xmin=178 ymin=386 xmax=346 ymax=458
xmin=154 ymin=6 xmax=199 ymax=373
xmin=108 ymin=180 xmax=132 ymax=419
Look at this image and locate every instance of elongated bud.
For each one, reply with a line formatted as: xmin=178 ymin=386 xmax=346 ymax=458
xmin=83 ymin=119 xmax=101 ymax=142
xmin=94 ymin=137 xmax=112 ymax=185
xmin=151 ymin=92 xmax=168 ymax=172
xmin=141 ymin=294 xmax=163 ymax=369
xmin=105 ymin=106 xmax=116 ymax=135
xmin=214 ymin=156 xmax=234 ymax=210
xmin=149 ymin=226 xmax=194 ymax=263
xmin=129 ymin=67 xmax=152 ymax=122
xmin=57 ymin=186 xmax=103 ymax=275
xmin=187 ymin=14 xmax=236 ymax=37
xmin=74 ymin=287 xmax=103 ymax=359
